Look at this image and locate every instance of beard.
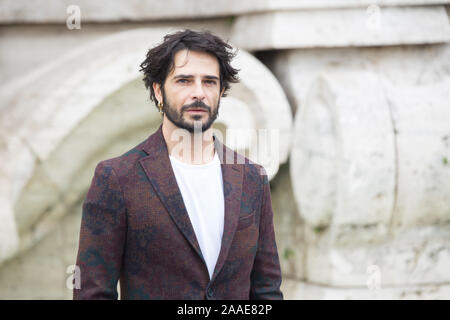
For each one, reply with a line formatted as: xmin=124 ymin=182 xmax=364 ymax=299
xmin=161 ymin=89 xmax=220 ymax=133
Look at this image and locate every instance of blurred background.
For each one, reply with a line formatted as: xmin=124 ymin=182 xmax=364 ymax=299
xmin=0 ymin=0 xmax=449 ymax=299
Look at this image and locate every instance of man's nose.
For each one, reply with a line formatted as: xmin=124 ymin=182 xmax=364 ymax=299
xmin=191 ymin=80 xmax=206 ymax=101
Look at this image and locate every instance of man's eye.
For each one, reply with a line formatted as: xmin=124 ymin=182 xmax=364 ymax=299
xmin=205 ymin=80 xmax=217 ymax=85
xmin=177 ymin=79 xmax=189 ymax=83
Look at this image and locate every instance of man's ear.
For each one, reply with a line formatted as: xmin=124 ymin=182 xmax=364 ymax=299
xmin=220 ymin=87 xmax=225 ymax=97
xmin=153 ymin=82 xmax=162 ymax=104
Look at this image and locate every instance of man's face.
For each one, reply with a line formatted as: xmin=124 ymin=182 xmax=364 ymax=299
xmin=154 ymin=49 xmax=224 ymax=133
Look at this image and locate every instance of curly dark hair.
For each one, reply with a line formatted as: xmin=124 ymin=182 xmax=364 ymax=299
xmin=139 ymin=29 xmax=240 ymax=107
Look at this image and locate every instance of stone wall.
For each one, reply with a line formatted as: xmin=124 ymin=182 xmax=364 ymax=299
xmin=0 ymin=0 xmax=449 ymax=299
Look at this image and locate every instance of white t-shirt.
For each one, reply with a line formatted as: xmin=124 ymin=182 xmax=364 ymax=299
xmin=169 ymin=151 xmax=224 ymax=280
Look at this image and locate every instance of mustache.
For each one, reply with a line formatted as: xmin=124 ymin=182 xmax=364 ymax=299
xmin=182 ymin=100 xmax=211 ymax=112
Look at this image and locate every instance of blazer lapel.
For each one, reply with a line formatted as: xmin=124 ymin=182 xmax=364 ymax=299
xmin=211 ymin=135 xmax=244 ymax=282
xmin=139 ymin=124 xmax=244 ymax=282
xmin=139 ymin=124 xmax=204 ymax=262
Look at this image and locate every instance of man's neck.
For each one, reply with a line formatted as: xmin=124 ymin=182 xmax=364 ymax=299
xmin=162 ymin=118 xmax=215 ymax=165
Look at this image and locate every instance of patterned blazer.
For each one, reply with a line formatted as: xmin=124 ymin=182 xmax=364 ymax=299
xmin=73 ymin=124 xmax=283 ymax=300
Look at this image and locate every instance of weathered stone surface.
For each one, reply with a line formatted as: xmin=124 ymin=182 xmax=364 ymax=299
xmin=0 ymin=198 xmax=18 ymax=266
xmin=0 ymin=21 xmax=231 ymax=83
xmin=0 ymin=202 xmax=82 ymax=299
xmin=231 ymin=6 xmax=450 ymax=50
xmin=289 ymin=55 xmax=450 ymax=286
xmin=291 ymin=71 xmax=396 ymax=240
xmin=229 ymin=49 xmax=292 ymax=172
xmin=271 ymin=161 xmax=306 ymax=281
xmin=305 ymin=224 xmax=450 ymax=287
xmin=269 ymin=44 xmax=450 ymax=114
xmin=385 ymin=82 xmax=450 ymax=230
xmin=1 ymin=0 xmax=448 ymax=23
xmin=282 ymin=278 xmax=450 ymax=299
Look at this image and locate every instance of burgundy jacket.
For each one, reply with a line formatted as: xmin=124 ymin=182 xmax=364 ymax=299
xmin=73 ymin=124 xmax=283 ymax=300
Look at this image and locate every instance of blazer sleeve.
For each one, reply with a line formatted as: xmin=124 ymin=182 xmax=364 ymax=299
xmin=73 ymin=161 xmax=127 ymax=300
xmin=250 ymin=167 xmax=283 ymax=300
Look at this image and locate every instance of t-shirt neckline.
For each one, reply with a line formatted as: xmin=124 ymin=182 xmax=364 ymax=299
xmin=169 ymin=150 xmax=219 ymax=168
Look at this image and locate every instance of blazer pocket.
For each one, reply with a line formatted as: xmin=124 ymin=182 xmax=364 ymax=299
xmin=236 ymin=211 xmax=256 ymax=231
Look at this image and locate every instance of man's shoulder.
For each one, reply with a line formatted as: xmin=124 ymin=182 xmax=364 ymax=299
xmin=220 ymin=143 xmax=268 ymax=181
xmin=244 ymin=159 xmax=267 ymax=180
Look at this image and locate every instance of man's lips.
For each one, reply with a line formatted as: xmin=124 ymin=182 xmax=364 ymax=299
xmin=186 ymin=108 xmax=208 ymax=112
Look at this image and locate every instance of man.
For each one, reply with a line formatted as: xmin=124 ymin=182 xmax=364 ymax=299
xmin=73 ymin=29 xmax=283 ymax=300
